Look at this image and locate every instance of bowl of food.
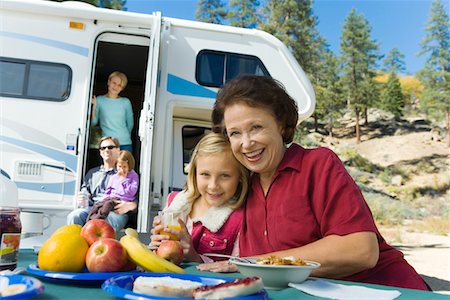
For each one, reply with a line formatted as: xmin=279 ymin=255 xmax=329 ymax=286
xmin=230 ymin=255 xmax=320 ymax=290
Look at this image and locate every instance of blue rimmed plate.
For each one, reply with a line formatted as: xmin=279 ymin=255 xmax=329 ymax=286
xmin=0 ymin=274 xmax=44 ymax=299
xmin=26 ymin=263 xmax=143 ymax=285
xmin=102 ymin=272 xmax=268 ymax=299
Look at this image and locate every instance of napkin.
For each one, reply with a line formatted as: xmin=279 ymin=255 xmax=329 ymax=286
xmin=289 ymin=279 xmax=401 ymax=300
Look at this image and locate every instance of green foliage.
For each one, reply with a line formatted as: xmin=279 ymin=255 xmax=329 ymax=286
xmin=382 ymin=48 xmax=406 ymax=74
xmin=195 ymin=0 xmax=227 ymax=24
xmin=362 ymin=191 xmax=412 ymax=225
xmin=380 ymin=72 xmax=405 ymax=119
xmin=260 ymin=0 xmax=322 ymax=77
xmin=340 ymin=148 xmax=380 ymax=173
xmin=314 ymin=48 xmax=345 ymax=136
xmin=228 ymin=0 xmax=261 ymax=28
xmin=417 ymin=0 xmax=450 ymax=136
xmin=340 ymin=8 xmax=380 ymax=141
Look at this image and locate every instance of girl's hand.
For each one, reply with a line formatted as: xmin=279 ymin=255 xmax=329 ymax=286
xmin=114 ymin=200 xmax=136 ymax=215
xmin=150 ymin=216 xmax=169 ymax=247
xmin=196 ymin=260 xmax=239 ymax=273
xmin=176 ymin=219 xmax=203 ymax=263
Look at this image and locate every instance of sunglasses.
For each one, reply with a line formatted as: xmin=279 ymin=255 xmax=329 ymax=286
xmin=100 ymin=145 xmax=118 ymax=150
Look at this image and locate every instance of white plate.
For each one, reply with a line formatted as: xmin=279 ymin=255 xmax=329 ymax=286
xmin=0 ymin=274 xmax=44 ymax=299
xmin=230 ymin=258 xmax=320 ymax=290
xmin=102 ymin=272 xmax=269 ymax=299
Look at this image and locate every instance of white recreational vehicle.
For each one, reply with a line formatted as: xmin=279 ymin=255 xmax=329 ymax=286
xmin=0 ymin=0 xmax=315 ymax=245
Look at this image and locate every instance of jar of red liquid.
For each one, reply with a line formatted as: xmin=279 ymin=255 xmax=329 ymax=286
xmin=0 ymin=207 xmax=22 ymax=271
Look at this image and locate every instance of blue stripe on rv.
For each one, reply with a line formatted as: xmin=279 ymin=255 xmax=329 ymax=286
xmin=15 ymin=181 xmax=76 ymax=196
xmin=1 ymin=31 xmax=89 ymax=57
xmin=167 ymin=74 xmax=217 ymax=98
xmin=0 ymin=135 xmax=77 ymax=173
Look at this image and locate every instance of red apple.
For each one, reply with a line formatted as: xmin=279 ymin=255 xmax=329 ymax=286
xmin=156 ymin=240 xmax=184 ymax=265
xmin=85 ymin=238 xmax=128 ymax=272
xmin=81 ymin=219 xmax=115 ymax=245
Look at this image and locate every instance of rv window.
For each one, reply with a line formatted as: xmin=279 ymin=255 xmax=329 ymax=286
xmin=196 ymin=50 xmax=270 ymax=87
xmin=0 ymin=57 xmax=71 ymax=101
xmin=182 ymin=126 xmax=211 ymax=173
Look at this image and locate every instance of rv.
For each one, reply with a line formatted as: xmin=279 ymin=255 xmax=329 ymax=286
xmin=0 ymin=0 xmax=315 ymax=245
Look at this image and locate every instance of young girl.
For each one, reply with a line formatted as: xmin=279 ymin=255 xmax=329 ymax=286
xmin=150 ymin=133 xmax=249 ymax=263
xmin=88 ymin=150 xmax=139 ymax=232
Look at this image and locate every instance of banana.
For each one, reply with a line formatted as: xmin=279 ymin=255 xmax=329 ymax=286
xmin=120 ymin=233 xmax=185 ymax=274
xmin=124 ymin=227 xmax=139 ymax=239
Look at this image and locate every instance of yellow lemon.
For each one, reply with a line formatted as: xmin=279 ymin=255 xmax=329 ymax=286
xmin=38 ymin=232 xmax=89 ymax=272
xmin=51 ymin=224 xmax=82 ymax=237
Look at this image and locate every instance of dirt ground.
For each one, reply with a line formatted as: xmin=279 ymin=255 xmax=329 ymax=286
xmin=379 ymin=226 xmax=450 ymax=294
xmin=347 ymin=127 xmax=450 ymax=294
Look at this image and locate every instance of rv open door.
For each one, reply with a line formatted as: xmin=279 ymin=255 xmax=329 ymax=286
xmin=137 ymin=12 xmax=161 ymax=233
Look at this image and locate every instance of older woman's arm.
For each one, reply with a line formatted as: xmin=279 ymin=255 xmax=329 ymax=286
xmin=263 ymin=231 xmax=379 ymax=279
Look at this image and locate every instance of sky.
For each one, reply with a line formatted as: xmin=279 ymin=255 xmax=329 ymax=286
xmin=125 ymin=0 xmax=447 ymax=75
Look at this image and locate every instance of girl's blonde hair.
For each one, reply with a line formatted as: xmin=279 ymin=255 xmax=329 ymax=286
xmin=184 ymin=132 xmax=249 ymax=209
xmin=117 ymin=150 xmax=135 ymax=170
xmin=108 ymin=71 xmax=128 ymax=90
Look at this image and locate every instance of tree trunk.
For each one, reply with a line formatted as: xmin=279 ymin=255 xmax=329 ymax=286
xmin=355 ymin=107 xmax=361 ymax=144
xmin=364 ymin=107 xmax=368 ymax=125
xmin=313 ymin=113 xmax=318 ymax=133
xmin=446 ymin=109 xmax=450 ymax=148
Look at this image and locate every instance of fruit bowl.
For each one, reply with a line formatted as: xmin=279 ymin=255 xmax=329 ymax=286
xmin=230 ymin=258 xmax=320 ymax=290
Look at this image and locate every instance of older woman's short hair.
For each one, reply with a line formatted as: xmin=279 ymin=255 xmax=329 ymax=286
xmin=212 ymin=75 xmax=298 ymax=144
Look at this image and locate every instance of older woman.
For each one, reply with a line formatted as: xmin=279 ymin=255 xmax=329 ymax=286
xmin=203 ymin=75 xmax=429 ymax=290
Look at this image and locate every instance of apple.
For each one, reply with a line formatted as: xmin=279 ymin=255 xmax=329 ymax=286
xmin=156 ymin=240 xmax=184 ymax=265
xmin=81 ymin=219 xmax=115 ymax=245
xmin=85 ymin=238 xmax=129 ymax=272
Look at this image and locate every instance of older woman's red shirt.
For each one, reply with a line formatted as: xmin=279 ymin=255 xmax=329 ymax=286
xmin=239 ymin=144 xmax=429 ymax=290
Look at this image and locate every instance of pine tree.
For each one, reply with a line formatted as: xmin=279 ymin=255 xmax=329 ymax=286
xmin=313 ymin=48 xmax=344 ymax=137
xmin=227 ymin=0 xmax=261 ymax=28
xmin=417 ymin=0 xmax=450 ymax=147
xmin=381 ymin=72 xmax=405 ymax=120
xmin=195 ymin=0 xmax=227 ymax=24
xmin=260 ymin=0 xmax=319 ymax=76
xmin=340 ymin=8 xmax=379 ymax=143
xmin=382 ymin=48 xmax=406 ymax=74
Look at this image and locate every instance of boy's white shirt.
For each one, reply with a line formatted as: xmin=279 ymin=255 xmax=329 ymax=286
xmin=164 ymin=191 xmax=234 ymax=233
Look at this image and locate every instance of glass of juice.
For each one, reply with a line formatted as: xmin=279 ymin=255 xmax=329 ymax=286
xmin=160 ymin=211 xmax=181 ymax=241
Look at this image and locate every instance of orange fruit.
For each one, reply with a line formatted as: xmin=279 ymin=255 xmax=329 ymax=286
xmin=38 ymin=232 xmax=89 ymax=272
xmin=51 ymin=224 xmax=82 ymax=237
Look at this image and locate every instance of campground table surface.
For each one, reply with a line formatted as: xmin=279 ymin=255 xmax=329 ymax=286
xmin=17 ymin=249 xmax=448 ymax=299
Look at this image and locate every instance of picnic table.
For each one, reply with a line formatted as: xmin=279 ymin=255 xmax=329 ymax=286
xmin=17 ymin=249 xmax=447 ymax=299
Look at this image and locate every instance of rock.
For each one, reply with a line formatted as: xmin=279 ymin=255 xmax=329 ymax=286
xmin=391 ymin=175 xmax=403 ymax=186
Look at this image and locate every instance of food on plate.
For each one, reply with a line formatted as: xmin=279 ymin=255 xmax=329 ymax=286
xmin=120 ymin=230 xmax=185 ymax=273
xmin=38 ymin=231 xmax=89 ymax=272
xmin=193 ymin=277 xmax=264 ymax=299
xmin=85 ymin=238 xmax=130 ymax=272
xmin=81 ymin=219 xmax=116 ymax=246
xmin=156 ymin=240 xmax=184 ymax=265
xmin=133 ymin=276 xmax=203 ymax=298
xmin=256 ymin=255 xmax=308 ymax=266
xmin=0 ymin=283 xmax=27 ymax=296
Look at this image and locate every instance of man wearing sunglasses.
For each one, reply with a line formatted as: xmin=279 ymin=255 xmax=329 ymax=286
xmin=67 ymin=136 xmax=120 ymax=226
